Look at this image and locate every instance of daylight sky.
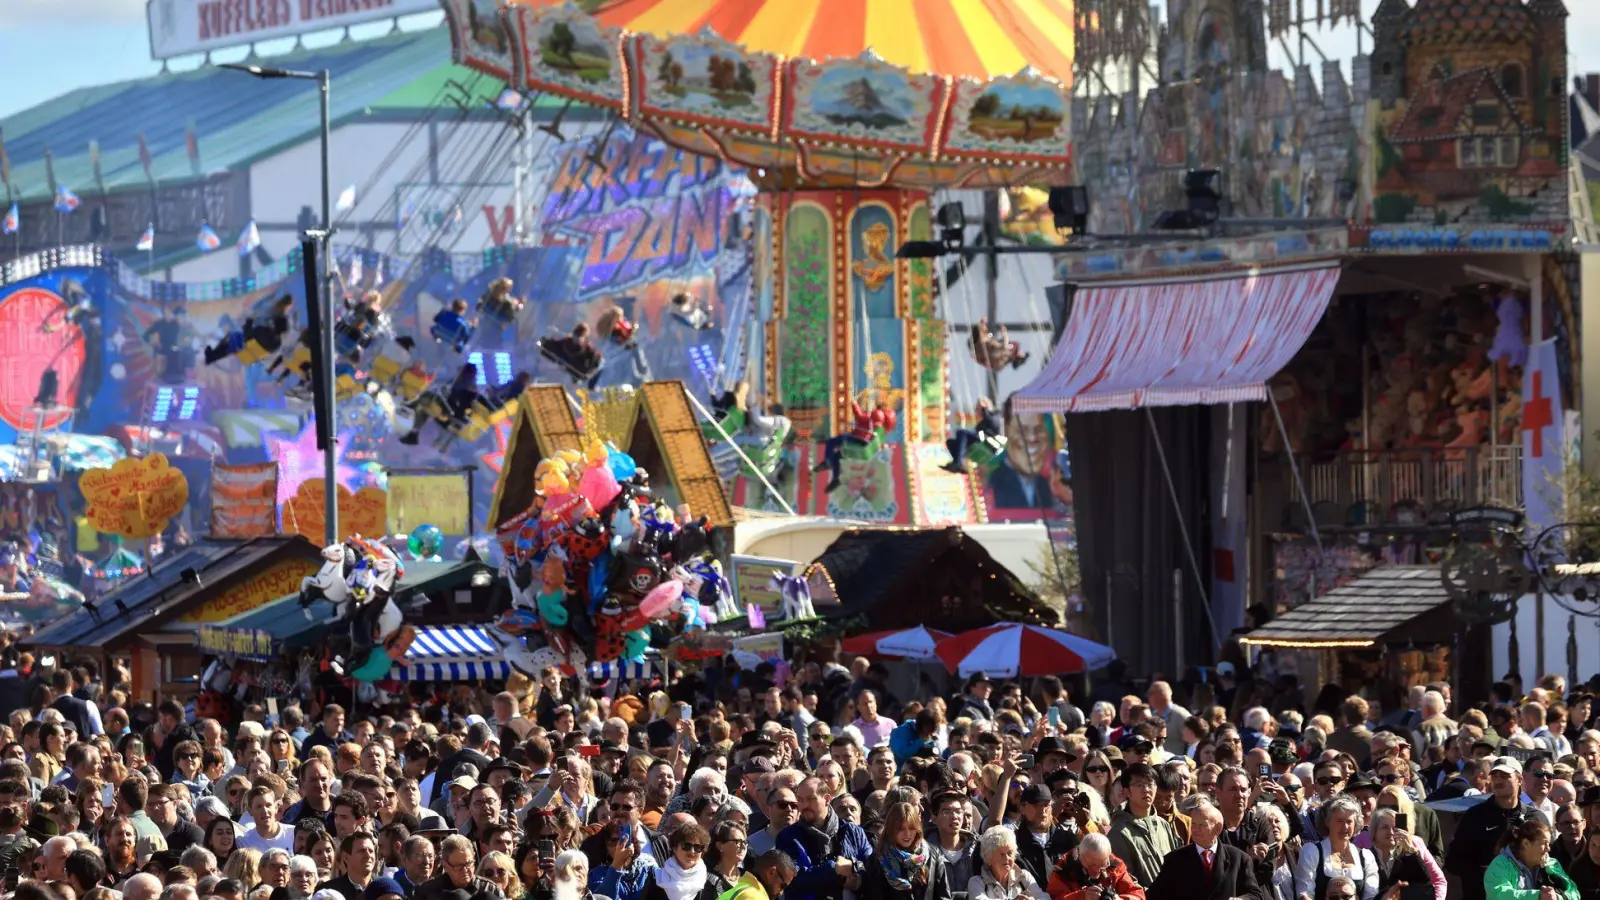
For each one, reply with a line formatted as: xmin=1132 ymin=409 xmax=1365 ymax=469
xmin=1 ymin=0 xmax=1598 ymax=120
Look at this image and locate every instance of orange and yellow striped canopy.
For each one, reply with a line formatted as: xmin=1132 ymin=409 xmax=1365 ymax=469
xmin=506 ymin=0 xmax=1075 ymax=85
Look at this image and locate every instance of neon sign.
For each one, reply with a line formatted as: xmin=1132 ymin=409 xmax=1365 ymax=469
xmin=540 ymin=129 xmax=747 ymax=299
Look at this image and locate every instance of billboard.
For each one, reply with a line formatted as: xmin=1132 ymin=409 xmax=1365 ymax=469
xmin=147 ymin=0 xmax=440 ymax=60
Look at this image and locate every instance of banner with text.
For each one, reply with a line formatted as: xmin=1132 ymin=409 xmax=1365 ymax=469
xmin=147 ymin=0 xmax=441 ymax=60
xmin=210 ymin=463 xmax=279 ymax=538
xmin=386 ymin=472 xmax=470 ymax=536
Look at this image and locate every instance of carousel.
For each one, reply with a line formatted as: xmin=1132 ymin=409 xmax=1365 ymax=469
xmin=438 ymin=0 xmax=1076 ymax=521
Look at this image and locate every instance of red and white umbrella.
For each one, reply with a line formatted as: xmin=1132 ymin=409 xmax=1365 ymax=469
xmin=935 ymin=624 xmax=1116 ymax=678
xmin=841 ymin=626 xmax=953 ymax=661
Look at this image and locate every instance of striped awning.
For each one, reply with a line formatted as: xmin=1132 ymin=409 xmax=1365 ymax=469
xmin=1013 ymin=265 xmax=1340 ymax=413
xmin=389 ymin=626 xmax=510 ymax=682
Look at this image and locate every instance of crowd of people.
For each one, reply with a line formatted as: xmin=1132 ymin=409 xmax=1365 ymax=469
xmin=0 ymin=653 xmax=1596 ymax=900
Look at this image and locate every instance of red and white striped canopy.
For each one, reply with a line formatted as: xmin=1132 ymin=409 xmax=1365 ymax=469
xmin=1013 ymin=264 xmax=1339 ymax=413
xmin=935 ymin=623 xmax=1115 ymax=678
xmin=841 ymin=627 xmax=953 ymax=661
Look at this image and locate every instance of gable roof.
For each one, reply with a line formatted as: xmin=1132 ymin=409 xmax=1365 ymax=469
xmin=0 ymin=27 xmax=491 ymax=205
xmin=1391 ymin=66 xmax=1528 ymax=144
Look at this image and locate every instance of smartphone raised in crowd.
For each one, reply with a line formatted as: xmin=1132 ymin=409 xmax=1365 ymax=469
xmin=1258 ymin=763 xmax=1272 ymax=778
xmin=1048 ymin=707 xmax=1061 ymax=729
xmin=577 ymin=744 xmax=601 ymax=758
xmin=538 ymin=839 xmax=556 ymax=862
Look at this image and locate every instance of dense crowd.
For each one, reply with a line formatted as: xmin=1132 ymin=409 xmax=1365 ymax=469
xmin=0 ymin=654 xmax=1596 ymax=900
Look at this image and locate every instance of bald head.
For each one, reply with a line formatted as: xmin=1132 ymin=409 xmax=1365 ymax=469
xmin=1188 ymin=801 xmax=1224 ymax=847
xmin=662 ymin=812 xmax=695 ymax=837
xmin=124 ymin=873 xmax=164 ymax=900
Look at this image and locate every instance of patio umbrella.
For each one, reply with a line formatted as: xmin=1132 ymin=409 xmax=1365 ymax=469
xmin=841 ymin=626 xmax=952 ymax=661
xmin=935 ymin=623 xmax=1115 ymax=678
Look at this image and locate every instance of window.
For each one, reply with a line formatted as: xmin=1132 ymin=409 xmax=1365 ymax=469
xmin=1418 ymin=108 xmax=1442 ymax=127
xmin=1380 ymin=60 xmax=1395 ymax=77
xmin=1500 ymin=64 xmax=1523 ymax=97
xmin=1479 ymin=137 xmax=1499 ymax=168
xmin=1498 ymin=136 xmax=1519 ymax=165
xmin=1460 ymin=139 xmax=1477 ymax=166
xmin=1472 ymin=104 xmax=1501 ymax=126
xmin=1551 ymin=77 xmax=1564 ymax=98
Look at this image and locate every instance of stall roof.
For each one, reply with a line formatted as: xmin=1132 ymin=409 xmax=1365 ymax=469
xmin=222 ymin=554 xmax=496 ymax=642
xmin=807 ymin=527 xmax=1057 ymax=632
xmin=1238 ymin=565 xmax=1452 ymax=649
xmin=28 ymin=536 xmax=322 ymax=650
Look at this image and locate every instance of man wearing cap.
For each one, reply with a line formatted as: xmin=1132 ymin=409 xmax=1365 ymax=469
xmin=956 ymin=674 xmax=994 ymax=722
xmin=1006 ymin=782 xmax=1057 ymax=888
xmin=1146 ymin=682 xmax=1191 ymax=758
xmin=363 ymin=876 xmax=408 ymax=900
xmin=1034 ymin=737 xmax=1074 ymax=778
xmin=1446 ymin=755 xmax=1542 ymax=900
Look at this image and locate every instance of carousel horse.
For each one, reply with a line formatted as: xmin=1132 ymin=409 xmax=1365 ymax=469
xmin=300 ymin=543 xmax=355 ymax=619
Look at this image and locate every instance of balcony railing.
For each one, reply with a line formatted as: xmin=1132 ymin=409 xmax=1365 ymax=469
xmin=1260 ymin=445 xmax=1522 ymax=530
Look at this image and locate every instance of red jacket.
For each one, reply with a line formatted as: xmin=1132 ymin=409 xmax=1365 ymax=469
xmin=848 ymin=402 xmax=896 ymax=441
xmin=1047 ymin=854 xmax=1146 ymax=900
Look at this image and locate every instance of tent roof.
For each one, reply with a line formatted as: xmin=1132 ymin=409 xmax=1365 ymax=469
xmin=808 ymin=526 xmax=1054 ymax=631
xmin=504 ymin=0 xmax=1076 ymax=85
xmin=1238 ymin=565 xmax=1453 ymax=649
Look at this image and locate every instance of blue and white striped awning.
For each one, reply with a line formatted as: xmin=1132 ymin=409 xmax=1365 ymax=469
xmin=587 ymin=659 xmax=657 ymax=681
xmin=389 ymin=626 xmax=510 ymax=682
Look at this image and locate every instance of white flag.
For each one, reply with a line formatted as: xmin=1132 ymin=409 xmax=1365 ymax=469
xmin=336 ymin=184 xmax=357 ymax=212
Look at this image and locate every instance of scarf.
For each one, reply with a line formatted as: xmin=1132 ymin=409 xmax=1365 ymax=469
xmin=879 ymin=840 xmax=930 ymax=893
xmin=655 ymin=857 xmax=708 ymax=900
xmin=800 ymin=810 xmax=841 ymax=851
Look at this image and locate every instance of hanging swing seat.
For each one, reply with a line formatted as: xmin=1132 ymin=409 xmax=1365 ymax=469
xmin=964 ymin=433 xmax=1009 ymax=468
xmin=701 ymin=407 xmax=747 ymax=443
xmin=479 ymin=295 xmax=522 ymax=326
xmin=459 ymin=396 xmax=520 ymax=441
xmin=537 ymin=338 xmax=603 ymax=384
xmin=840 ymin=428 xmax=888 ymax=461
xmin=235 ymin=339 xmax=274 ymax=366
xmin=396 ymin=368 xmax=435 ymax=403
xmin=734 ymin=418 xmax=791 ymax=479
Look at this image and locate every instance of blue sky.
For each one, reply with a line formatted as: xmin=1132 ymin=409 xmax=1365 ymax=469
xmin=1 ymin=0 xmax=1597 ymax=120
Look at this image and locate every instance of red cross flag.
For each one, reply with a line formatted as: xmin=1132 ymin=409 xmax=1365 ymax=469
xmin=1522 ymin=338 xmax=1562 ymax=530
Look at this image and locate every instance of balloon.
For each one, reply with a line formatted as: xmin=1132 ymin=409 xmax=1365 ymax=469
xmin=350 ymin=646 xmax=394 ymax=682
xmin=639 ymin=579 xmax=682 ymax=620
xmin=578 ymin=465 xmax=621 ymax=510
xmin=622 ymin=627 xmax=651 ymax=660
xmin=407 ymin=524 xmax=444 ymax=560
xmin=607 ymin=448 xmax=638 ymax=481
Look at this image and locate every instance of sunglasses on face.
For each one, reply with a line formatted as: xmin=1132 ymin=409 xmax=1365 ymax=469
xmin=1084 ymin=766 xmax=1109 ymax=775
xmin=611 ymin=803 xmax=635 ymax=812
xmin=484 ymin=869 xmax=509 ymax=878
xmin=1316 ymin=777 xmax=1344 ymax=786
xmin=773 ymin=801 xmax=798 ymax=810
xmin=677 ymin=844 xmax=707 ymax=854
xmin=1379 ymin=773 xmax=1405 ymax=783
xmin=179 ymin=753 xmax=199 ymax=761
xmin=722 ymin=838 xmax=749 ymax=848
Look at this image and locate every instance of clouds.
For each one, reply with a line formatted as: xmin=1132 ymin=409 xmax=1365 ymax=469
xmin=0 ymin=0 xmax=146 ymax=28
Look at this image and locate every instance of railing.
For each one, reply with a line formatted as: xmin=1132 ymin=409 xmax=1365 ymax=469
xmin=1261 ymin=445 xmax=1522 ymax=529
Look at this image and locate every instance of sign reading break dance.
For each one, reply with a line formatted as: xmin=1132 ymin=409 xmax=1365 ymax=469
xmin=540 ymin=128 xmax=750 ymax=300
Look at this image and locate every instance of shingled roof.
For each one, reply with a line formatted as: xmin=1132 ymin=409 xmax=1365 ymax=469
xmin=1238 ymin=565 xmax=1453 ymax=648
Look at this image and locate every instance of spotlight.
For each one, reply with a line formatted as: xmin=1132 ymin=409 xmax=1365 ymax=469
xmin=471 ymin=570 xmax=493 ymax=588
xmin=1047 ymin=186 xmax=1090 ymax=233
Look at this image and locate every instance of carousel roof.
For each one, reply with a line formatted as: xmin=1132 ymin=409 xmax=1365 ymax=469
xmin=506 ymin=0 xmax=1077 ymax=84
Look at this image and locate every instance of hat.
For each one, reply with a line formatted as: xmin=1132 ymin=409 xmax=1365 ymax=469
xmin=1035 ymin=737 xmax=1075 ymax=762
xmin=483 ymin=758 xmax=521 ymax=779
xmin=737 ymin=731 xmax=776 ymax=752
xmin=1117 ymin=734 xmax=1154 ymax=755
xmin=1215 ymin=662 xmax=1236 ymax=677
xmin=313 ymin=890 xmax=348 ymax=900
xmin=1579 ymin=785 xmax=1600 ymax=806
xmin=965 ymin=673 xmax=991 ymax=689
xmin=1268 ymin=739 xmax=1299 ymax=766
xmin=465 ymin=714 xmax=488 ymax=729
xmin=740 ymin=756 xmax=776 ymax=777
xmin=363 ymin=877 xmax=408 ymax=900
xmin=1346 ymin=772 xmax=1382 ymax=793
xmin=24 ymin=812 xmax=58 ymax=842
xmin=600 ymin=740 xmax=628 ymax=756
xmin=1490 ymin=756 xmax=1524 ymax=776
xmin=1101 ymin=746 xmax=1124 ymax=764
xmin=446 ymin=775 xmax=479 ymax=793
xmin=1019 ymin=783 xmax=1051 ymax=805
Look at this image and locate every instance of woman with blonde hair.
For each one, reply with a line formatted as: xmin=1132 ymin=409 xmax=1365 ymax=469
xmin=479 ymin=850 xmax=523 ymax=900
xmin=1080 ymin=750 xmax=1116 ymax=806
xmin=225 ymin=847 xmax=263 ymax=890
xmin=1363 ymin=808 xmax=1444 ymax=900
xmin=266 ymin=730 xmax=299 ymax=771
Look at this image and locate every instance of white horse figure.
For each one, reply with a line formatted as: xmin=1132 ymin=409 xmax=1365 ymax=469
xmin=767 ymin=570 xmax=816 ymax=622
xmin=300 ymin=543 xmax=353 ymax=621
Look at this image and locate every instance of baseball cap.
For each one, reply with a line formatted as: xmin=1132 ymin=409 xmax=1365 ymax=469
xmin=1019 ymin=783 xmax=1051 ymax=805
xmin=465 ymin=714 xmax=488 ymax=728
xmin=1215 ymin=662 xmax=1236 ymax=676
xmin=1491 ymin=756 xmax=1524 ymax=776
xmin=1268 ymin=739 xmax=1299 ymax=766
xmin=739 ymin=756 xmax=776 ymax=777
xmin=1117 ymin=734 xmax=1154 ymax=754
xmin=446 ymin=775 xmax=479 ymax=793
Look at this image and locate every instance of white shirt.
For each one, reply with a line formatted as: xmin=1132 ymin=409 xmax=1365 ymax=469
xmin=238 ymin=823 xmax=296 ymax=853
xmin=1294 ymin=839 xmax=1378 ymax=900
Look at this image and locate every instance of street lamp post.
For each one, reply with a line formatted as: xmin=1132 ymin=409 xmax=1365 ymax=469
xmin=221 ymin=63 xmax=338 ymax=545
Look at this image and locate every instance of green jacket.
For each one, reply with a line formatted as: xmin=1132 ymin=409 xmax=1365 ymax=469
xmin=1106 ymin=807 xmax=1178 ymax=888
xmin=1484 ymin=851 xmax=1579 ymax=900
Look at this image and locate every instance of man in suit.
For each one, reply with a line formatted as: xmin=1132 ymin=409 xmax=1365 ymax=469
xmin=429 ymin=721 xmax=493 ymax=804
xmin=1147 ymin=800 xmax=1266 ymax=900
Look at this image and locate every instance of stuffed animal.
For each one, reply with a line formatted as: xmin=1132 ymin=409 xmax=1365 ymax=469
xmin=768 ymin=570 xmax=816 ymax=622
xmin=536 ymin=555 xmax=569 ymax=628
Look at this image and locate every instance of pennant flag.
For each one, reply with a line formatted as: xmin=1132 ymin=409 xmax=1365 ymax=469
xmin=0 ymin=129 xmax=11 ymax=189
xmin=136 ymin=224 xmax=154 ymax=251
xmin=185 ymin=119 xmax=201 ymax=175
xmin=1522 ymin=337 xmax=1564 ymax=532
xmin=335 ymin=185 xmax=357 ymax=212
xmin=2 ymin=204 xmax=17 ymax=236
xmin=237 ymin=219 xmax=260 ymax=256
xmin=136 ymin=132 xmax=154 ymax=180
xmin=196 ymin=222 xmax=221 ymax=252
xmin=54 ymin=185 xmax=81 ymax=214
